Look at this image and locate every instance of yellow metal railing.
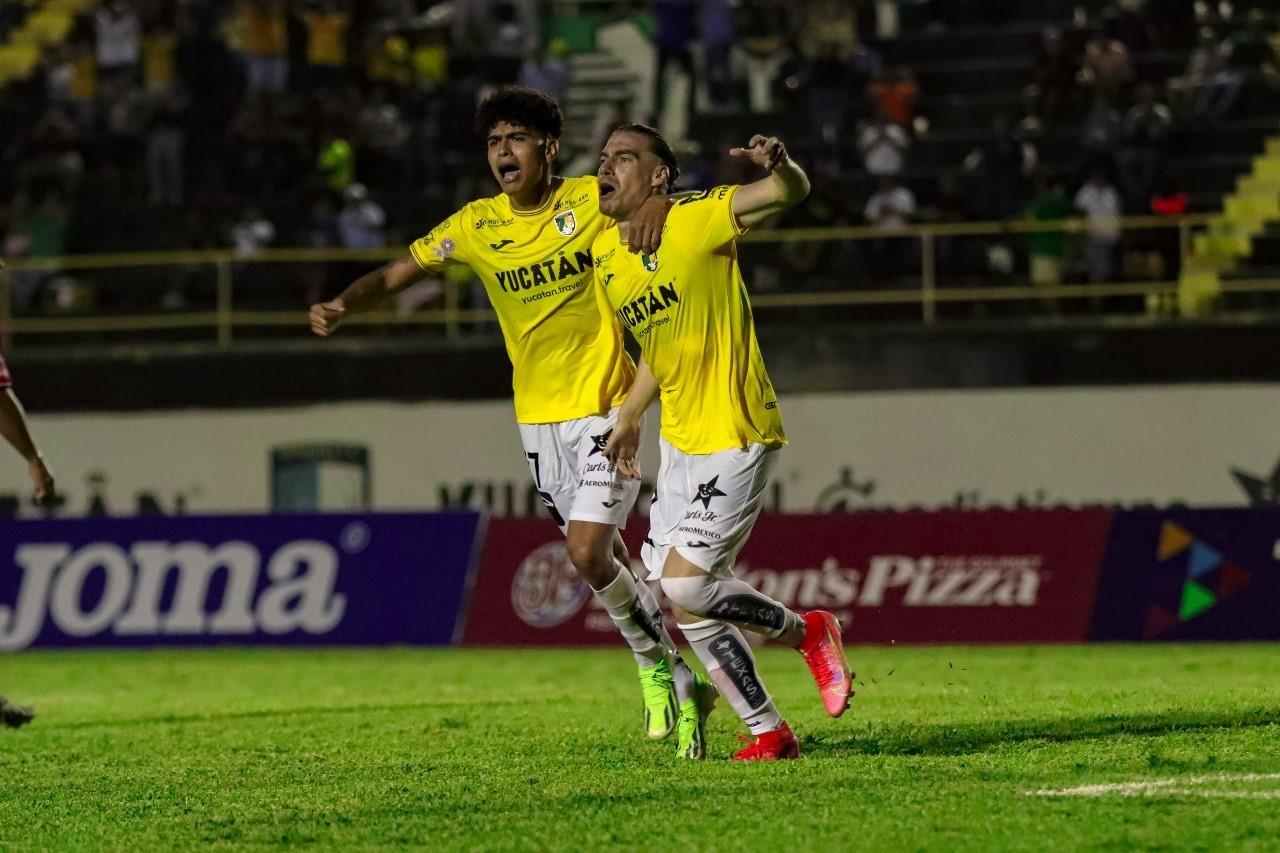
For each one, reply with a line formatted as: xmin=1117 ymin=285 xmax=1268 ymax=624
xmin=2 ymin=211 xmax=1276 ymax=349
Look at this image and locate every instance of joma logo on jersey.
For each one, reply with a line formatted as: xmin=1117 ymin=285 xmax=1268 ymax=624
xmin=495 ymin=249 xmax=594 ymax=293
xmin=554 ymin=210 xmax=577 ymax=237
xmin=614 ymin=283 xmax=680 ymax=329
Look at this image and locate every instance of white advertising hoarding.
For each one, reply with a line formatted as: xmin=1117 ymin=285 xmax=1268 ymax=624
xmin=6 ymin=384 xmax=1279 ymax=517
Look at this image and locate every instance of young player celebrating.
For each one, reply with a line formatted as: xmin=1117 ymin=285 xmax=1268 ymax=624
xmin=595 ymin=126 xmax=854 ymax=761
xmin=309 ymin=87 xmax=709 ymax=747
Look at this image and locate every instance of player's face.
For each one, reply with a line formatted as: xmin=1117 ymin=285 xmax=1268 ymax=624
xmin=597 ymin=130 xmax=667 ymax=220
xmin=485 ymin=121 xmax=557 ymax=198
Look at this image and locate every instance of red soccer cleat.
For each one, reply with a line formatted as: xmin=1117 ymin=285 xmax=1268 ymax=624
xmin=732 ymin=723 xmax=801 ymax=761
xmin=798 ymin=610 xmax=853 ymax=717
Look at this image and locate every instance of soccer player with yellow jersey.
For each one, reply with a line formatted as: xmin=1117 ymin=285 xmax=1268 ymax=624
xmin=594 ymin=125 xmax=854 ymax=761
xmin=309 ymin=88 xmax=709 ymax=750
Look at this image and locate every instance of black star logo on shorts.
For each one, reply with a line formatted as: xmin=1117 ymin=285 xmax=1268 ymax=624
xmin=692 ymin=475 xmax=727 ymax=509
xmin=588 ymin=430 xmax=613 ymax=456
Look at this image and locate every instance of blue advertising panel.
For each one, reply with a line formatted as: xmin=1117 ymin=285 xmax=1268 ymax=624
xmin=0 ymin=513 xmax=484 ymax=650
xmin=1090 ymin=509 xmax=1280 ymax=641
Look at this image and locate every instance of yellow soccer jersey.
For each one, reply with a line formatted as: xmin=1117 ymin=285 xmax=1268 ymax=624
xmin=409 ymin=175 xmax=634 ymax=424
xmin=593 ymin=185 xmax=786 ymax=455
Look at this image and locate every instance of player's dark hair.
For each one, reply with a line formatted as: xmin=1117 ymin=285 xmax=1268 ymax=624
xmin=614 ymin=123 xmax=680 ymax=192
xmin=474 ymin=85 xmax=563 ymax=139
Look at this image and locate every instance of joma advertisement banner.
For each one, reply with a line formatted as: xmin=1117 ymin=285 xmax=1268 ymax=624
xmin=7 ymin=385 xmax=1280 ymax=518
xmin=0 ymin=513 xmax=483 ymax=650
xmin=462 ymin=510 xmax=1113 ymax=645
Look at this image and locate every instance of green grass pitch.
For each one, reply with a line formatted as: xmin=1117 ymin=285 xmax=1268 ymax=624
xmin=3 ymin=644 xmax=1279 ymax=850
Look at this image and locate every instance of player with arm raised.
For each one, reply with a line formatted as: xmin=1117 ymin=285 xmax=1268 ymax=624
xmin=595 ymin=126 xmax=853 ymax=761
xmin=310 ymin=87 xmax=703 ymax=743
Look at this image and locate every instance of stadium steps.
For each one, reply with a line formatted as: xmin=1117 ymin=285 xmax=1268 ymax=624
xmin=1171 ymin=133 xmax=1280 ymax=316
xmin=561 ymin=51 xmax=639 ymax=150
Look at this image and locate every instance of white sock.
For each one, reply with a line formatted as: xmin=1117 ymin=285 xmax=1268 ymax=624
xmin=680 ymin=618 xmax=782 ymax=734
xmin=662 ymin=574 xmax=805 ymax=640
xmin=594 ymin=567 xmax=666 ymax=667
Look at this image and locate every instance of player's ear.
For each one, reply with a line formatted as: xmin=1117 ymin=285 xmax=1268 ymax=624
xmin=651 ymin=164 xmax=669 ymax=193
xmin=544 ymin=137 xmax=560 ymax=164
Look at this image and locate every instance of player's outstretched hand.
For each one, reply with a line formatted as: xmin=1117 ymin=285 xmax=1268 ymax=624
xmin=310 ymin=300 xmax=346 ymax=336
xmin=628 ymin=194 xmax=672 ymax=255
xmin=729 ymin=135 xmax=788 ymax=172
xmin=29 ymin=458 xmax=55 ymax=508
xmin=603 ymin=416 xmax=642 ymax=480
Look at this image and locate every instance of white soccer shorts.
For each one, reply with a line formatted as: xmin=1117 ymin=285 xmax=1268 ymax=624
xmin=641 ymin=437 xmax=779 ymax=580
xmin=517 ymin=408 xmax=642 ymax=531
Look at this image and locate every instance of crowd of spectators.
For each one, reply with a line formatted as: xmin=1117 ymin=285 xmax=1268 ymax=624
xmin=1 ymin=0 xmax=1278 ymax=318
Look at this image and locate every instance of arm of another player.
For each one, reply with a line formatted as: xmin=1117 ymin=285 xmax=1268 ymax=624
xmin=0 ymin=389 xmax=56 ymax=506
xmin=310 ymin=253 xmax=426 ymax=336
xmin=727 ymin=135 xmax=811 ymax=229
xmin=604 ymin=358 xmax=660 ymax=479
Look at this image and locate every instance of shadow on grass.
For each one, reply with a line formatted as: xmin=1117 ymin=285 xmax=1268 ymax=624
xmin=804 ymin=706 xmax=1280 ymax=757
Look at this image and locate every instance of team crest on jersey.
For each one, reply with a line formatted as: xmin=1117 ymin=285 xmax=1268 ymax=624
xmin=641 ymin=252 xmax=658 ymax=272
xmin=554 ymin=210 xmax=577 ymax=237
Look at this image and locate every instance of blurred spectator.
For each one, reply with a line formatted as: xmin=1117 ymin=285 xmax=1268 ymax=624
xmin=654 ymin=0 xmax=697 ymax=127
xmin=146 ymin=90 xmax=187 ymax=207
xmin=1080 ymin=31 xmax=1132 ymax=106
xmin=302 ymin=1 xmax=351 ymax=93
xmin=142 ymin=19 xmax=178 ymax=94
xmin=1167 ymin=27 xmax=1222 ymax=119
xmin=864 ymin=175 xmax=917 ymax=230
xmin=337 ymin=183 xmax=387 ymax=249
xmin=799 ymin=0 xmax=857 ymax=60
xmin=699 ymin=0 xmax=736 ymax=107
xmin=18 ymin=105 xmax=84 ymax=197
xmin=1195 ymin=10 xmax=1279 ymax=119
xmin=734 ymin=0 xmax=793 ymax=113
xmin=317 ymin=129 xmax=355 ymax=193
xmin=517 ymin=40 xmax=570 ymax=100
xmin=1080 ymin=101 xmax=1123 ymax=178
xmin=864 ymin=175 xmax=918 ymax=280
xmin=3 ymin=192 xmax=70 ymax=313
xmin=1117 ymin=84 xmax=1172 ymax=210
xmin=1026 ymin=173 xmax=1073 ymax=294
xmin=1150 ymin=174 xmax=1188 ymax=283
xmin=807 ymin=43 xmax=862 ymax=174
xmin=94 ymin=0 xmax=142 ymax=97
xmin=239 ymin=0 xmax=288 ymax=96
xmin=230 ymin=206 xmax=276 ymax=257
xmin=1074 ymin=171 xmax=1122 ymax=283
xmin=858 ymin=106 xmax=910 ymax=178
xmin=1032 ymin=26 xmax=1076 ymax=124
xmin=869 ymin=67 xmax=919 ymax=128
xmin=964 ymin=113 xmax=1032 ymax=219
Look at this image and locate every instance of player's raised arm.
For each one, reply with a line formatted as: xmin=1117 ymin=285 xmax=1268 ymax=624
xmin=727 ymin=135 xmax=811 ymax=229
xmin=310 ymin=254 xmax=425 ymax=336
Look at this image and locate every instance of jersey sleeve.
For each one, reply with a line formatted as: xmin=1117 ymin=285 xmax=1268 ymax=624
xmin=672 ymin=185 xmax=745 ymax=252
xmin=408 ymin=208 xmax=469 ymax=273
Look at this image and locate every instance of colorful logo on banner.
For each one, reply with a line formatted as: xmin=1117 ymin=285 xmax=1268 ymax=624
xmin=1143 ymin=520 xmax=1252 ymax=637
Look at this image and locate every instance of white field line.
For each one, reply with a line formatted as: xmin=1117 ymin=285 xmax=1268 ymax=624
xmin=1027 ymin=772 xmax=1280 ymax=798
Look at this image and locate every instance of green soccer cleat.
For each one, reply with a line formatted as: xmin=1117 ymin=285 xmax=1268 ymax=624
xmin=638 ymin=659 xmax=678 ymax=740
xmin=676 ymin=674 xmax=718 ymax=760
